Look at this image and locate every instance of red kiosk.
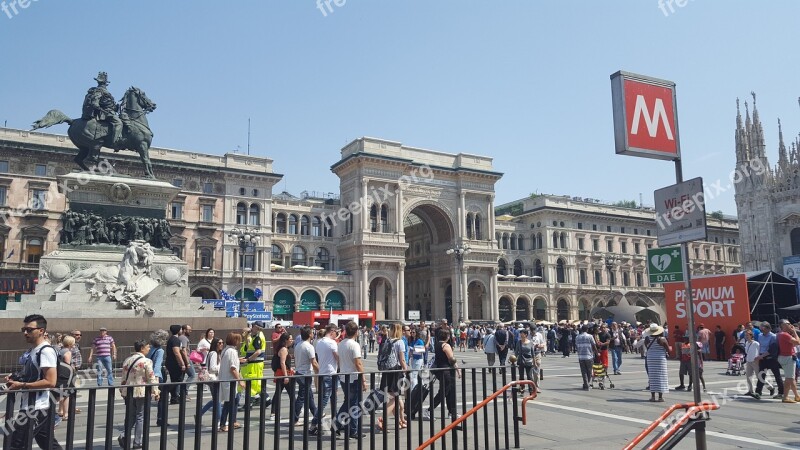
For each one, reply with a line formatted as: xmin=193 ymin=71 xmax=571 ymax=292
xmin=292 ymin=310 xmax=376 ymax=328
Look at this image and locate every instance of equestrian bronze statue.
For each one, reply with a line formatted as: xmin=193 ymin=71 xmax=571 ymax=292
xmin=31 ymin=72 xmax=158 ymax=178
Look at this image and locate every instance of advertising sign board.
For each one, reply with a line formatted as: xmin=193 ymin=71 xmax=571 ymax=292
xmin=664 ymin=274 xmax=750 ymax=357
xmin=408 ymin=310 xmax=421 ymax=320
xmin=654 ymin=178 xmax=707 ymax=246
xmin=225 ymin=301 xmax=265 ymax=316
xmin=611 ymin=71 xmax=680 ymax=161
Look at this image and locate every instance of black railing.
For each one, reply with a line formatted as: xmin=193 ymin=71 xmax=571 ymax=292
xmin=0 ymin=366 xmax=530 ymax=450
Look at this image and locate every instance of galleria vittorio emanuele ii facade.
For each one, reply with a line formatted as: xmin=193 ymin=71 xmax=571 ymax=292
xmin=0 ymin=128 xmax=741 ymax=323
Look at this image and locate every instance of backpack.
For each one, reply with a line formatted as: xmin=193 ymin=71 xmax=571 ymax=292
xmin=377 ymin=338 xmax=400 ymax=371
xmin=34 ymin=345 xmax=75 ymax=390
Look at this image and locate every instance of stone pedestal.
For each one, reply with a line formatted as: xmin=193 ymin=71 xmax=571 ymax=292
xmin=0 ymin=174 xmax=225 ymax=319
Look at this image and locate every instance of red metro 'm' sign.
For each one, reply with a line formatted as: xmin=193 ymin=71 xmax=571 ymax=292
xmin=611 ymin=71 xmax=680 ymax=161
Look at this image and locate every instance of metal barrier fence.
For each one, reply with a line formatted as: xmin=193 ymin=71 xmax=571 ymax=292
xmin=0 ymin=365 xmax=530 ymax=450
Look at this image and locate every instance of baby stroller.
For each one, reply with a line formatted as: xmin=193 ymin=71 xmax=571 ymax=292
xmin=726 ymin=352 xmax=745 ymax=376
xmin=591 ymin=354 xmax=614 ymax=390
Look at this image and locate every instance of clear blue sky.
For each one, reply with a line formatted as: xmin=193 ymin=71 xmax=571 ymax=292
xmin=2 ymin=1 xmax=798 ymax=215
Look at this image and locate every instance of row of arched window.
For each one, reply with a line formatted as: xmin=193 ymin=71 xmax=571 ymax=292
xmin=495 ymin=232 xmax=568 ymax=250
xmin=236 ymin=202 xmax=261 ymax=226
xmin=370 ymin=204 xmax=390 ymax=233
xmin=271 ymin=244 xmax=333 ymax=270
xmin=273 ymin=213 xmax=334 ymax=237
xmin=498 ymin=258 xmax=646 ymax=286
xmin=466 ymin=213 xmax=483 ymax=240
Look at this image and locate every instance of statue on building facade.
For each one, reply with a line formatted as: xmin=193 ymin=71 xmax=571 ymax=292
xmin=31 ymin=71 xmax=158 ymax=179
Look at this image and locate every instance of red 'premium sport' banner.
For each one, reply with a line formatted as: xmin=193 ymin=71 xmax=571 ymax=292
xmin=664 ymin=273 xmax=750 ymax=357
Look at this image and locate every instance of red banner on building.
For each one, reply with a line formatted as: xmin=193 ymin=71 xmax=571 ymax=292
xmin=664 ymin=274 xmax=750 ymax=357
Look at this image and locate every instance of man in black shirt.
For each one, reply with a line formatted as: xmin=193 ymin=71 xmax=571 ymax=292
xmin=495 ymin=324 xmax=509 ymax=365
xmin=714 ymin=325 xmax=727 ymax=361
xmin=164 ymin=325 xmax=185 ymax=408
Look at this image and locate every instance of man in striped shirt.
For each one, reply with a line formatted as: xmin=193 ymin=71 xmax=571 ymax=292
xmin=88 ymin=327 xmax=117 ymax=386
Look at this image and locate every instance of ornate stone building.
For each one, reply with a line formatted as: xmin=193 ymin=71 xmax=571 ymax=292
xmin=0 ymin=128 xmax=743 ymax=323
xmin=492 ymin=194 xmax=741 ymax=323
xmin=733 ymin=95 xmax=800 ymax=272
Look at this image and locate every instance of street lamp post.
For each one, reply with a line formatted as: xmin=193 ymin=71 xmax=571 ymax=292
xmin=446 ymin=243 xmax=471 ymax=325
xmin=230 ymin=227 xmax=258 ymax=318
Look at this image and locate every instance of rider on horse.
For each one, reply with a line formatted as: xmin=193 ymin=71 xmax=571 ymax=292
xmin=82 ymin=71 xmax=124 ymax=150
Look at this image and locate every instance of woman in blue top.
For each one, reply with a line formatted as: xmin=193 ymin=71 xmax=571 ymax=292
xmin=147 ymin=329 xmax=169 ymax=426
xmin=408 ymin=329 xmax=425 ymax=391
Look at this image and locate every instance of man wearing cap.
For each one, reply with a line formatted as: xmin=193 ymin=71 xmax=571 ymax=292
xmin=776 ymin=319 xmax=800 ymax=403
xmin=240 ymin=321 xmax=270 ymax=410
xmin=87 ymin=326 xmax=116 ymax=386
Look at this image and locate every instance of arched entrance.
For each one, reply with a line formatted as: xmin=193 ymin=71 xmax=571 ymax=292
xmin=403 ymin=203 xmax=455 ymax=322
xmin=516 ymin=296 xmax=530 ymax=321
xmin=556 ymin=298 xmax=570 ymax=322
xmin=273 ymin=289 xmax=296 ymax=320
xmin=234 ymin=288 xmax=256 ymax=301
xmin=499 ymin=296 xmax=513 ymax=322
xmin=325 ymin=290 xmax=346 ymax=310
xmin=533 ymin=297 xmax=547 ymax=320
xmin=369 ymin=277 xmax=392 ymax=320
xmin=191 ymin=287 xmax=218 ymax=300
xmin=468 ymin=281 xmax=486 ymax=320
xmin=299 ymin=290 xmax=321 ymax=311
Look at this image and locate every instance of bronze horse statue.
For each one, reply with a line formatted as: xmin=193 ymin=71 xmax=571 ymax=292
xmin=31 ymin=87 xmax=157 ymax=178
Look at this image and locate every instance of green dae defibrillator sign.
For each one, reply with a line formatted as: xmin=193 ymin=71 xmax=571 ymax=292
xmin=647 ymin=246 xmax=684 ymax=284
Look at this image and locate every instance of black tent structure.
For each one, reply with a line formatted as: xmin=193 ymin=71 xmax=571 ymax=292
xmin=747 ymin=270 xmax=799 ymax=324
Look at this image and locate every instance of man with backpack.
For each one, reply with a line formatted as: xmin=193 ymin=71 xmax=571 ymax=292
xmin=5 ymin=314 xmax=65 ymax=449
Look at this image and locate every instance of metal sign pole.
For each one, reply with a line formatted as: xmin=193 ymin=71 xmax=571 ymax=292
xmin=674 ymin=161 xmax=707 ymax=450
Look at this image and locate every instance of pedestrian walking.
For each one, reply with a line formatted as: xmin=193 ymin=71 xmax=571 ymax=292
xmin=219 ymin=332 xmax=244 ymax=432
xmin=310 ymin=324 xmax=340 ymax=436
xmin=514 ymin=329 xmax=538 ymax=396
xmin=754 ymin=322 xmax=784 ymax=400
xmin=776 ymin=319 xmax=800 ymax=403
xmin=165 ymin=325 xmax=186 ymax=405
xmin=368 ymin=328 xmax=376 ymax=353
xmin=269 ymin=333 xmax=295 ymax=420
xmin=483 ymin=328 xmax=497 ymax=366
xmin=240 ymin=321 xmax=270 ymax=410
xmin=334 ymin=321 xmax=368 ymax=439
xmin=147 ymin=329 xmax=169 ymax=427
xmin=425 ymin=327 xmax=461 ymax=424
xmin=118 ymin=340 xmax=160 ymax=449
xmin=645 ymin=324 xmax=669 ymax=402
xmin=56 ymin=335 xmax=74 ymax=421
xmin=609 ymin=322 xmax=627 ymax=375
xmin=199 ymin=338 xmax=224 ymax=427
xmin=179 ymin=325 xmax=195 ymax=400
xmin=714 ymin=325 xmax=727 ymax=361
xmin=293 ymin=326 xmax=319 ymax=425
xmin=87 ymin=326 xmax=116 ymax=386
xmin=576 ymin=326 xmax=596 ymax=390
xmin=408 ymin=328 xmax=425 ymax=391
xmin=495 ymin=324 xmax=509 ymax=365
xmin=376 ymin=323 xmax=407 ymax=431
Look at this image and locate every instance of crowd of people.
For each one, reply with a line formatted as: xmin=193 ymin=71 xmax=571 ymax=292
xmin=7 ymin=313 xmax=800 ymax=449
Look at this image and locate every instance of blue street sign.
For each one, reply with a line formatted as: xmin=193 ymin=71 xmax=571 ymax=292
xmin=225 ymin=301 xmax=266 ymax=316
xmin=202 ymin=299 xmax=225 ymax=309
xmin=242 ymin=311 xmax=273 ymax=321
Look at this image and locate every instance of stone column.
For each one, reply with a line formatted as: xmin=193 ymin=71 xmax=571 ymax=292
xmin=395 ymin=185 xmax=403 ymax=232
xmin=459 ymin=192 xmax=466 ymax=241
xmin=490 ymin=267 xmax=499 ymax=320
xmin=487 ymin=195 xmax=495 ymax=245
xmin=398 ymin=262 xmax=406 ymax=320
xmin=461 ymin=264 xmax=469 ymax=322
xmin=362 ymin=179 xmax=369 ymax=232
xmin=361 ymin=261 xmax=370 ymax=312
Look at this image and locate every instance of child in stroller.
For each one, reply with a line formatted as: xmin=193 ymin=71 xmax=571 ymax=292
xmin=591 ymin=353 xmax=614 ymax=390
xmin=726 ymin=346 xmax=745 ymax=376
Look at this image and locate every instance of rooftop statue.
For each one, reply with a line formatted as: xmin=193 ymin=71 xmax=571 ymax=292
xmin=31 ymin=72 xmax=157 ymax=179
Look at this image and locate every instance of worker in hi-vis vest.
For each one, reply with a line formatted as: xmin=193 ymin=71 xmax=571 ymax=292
xmin=239 ymin=321 xmax=271 ymax=409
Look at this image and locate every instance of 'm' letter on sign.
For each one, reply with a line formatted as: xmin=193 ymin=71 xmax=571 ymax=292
xmin=611 ymin=71 xmax=681 ymax=161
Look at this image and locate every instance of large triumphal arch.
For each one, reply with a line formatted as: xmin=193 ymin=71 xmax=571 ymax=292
xmin=331 ymin=138 xmax=503 ymax=322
